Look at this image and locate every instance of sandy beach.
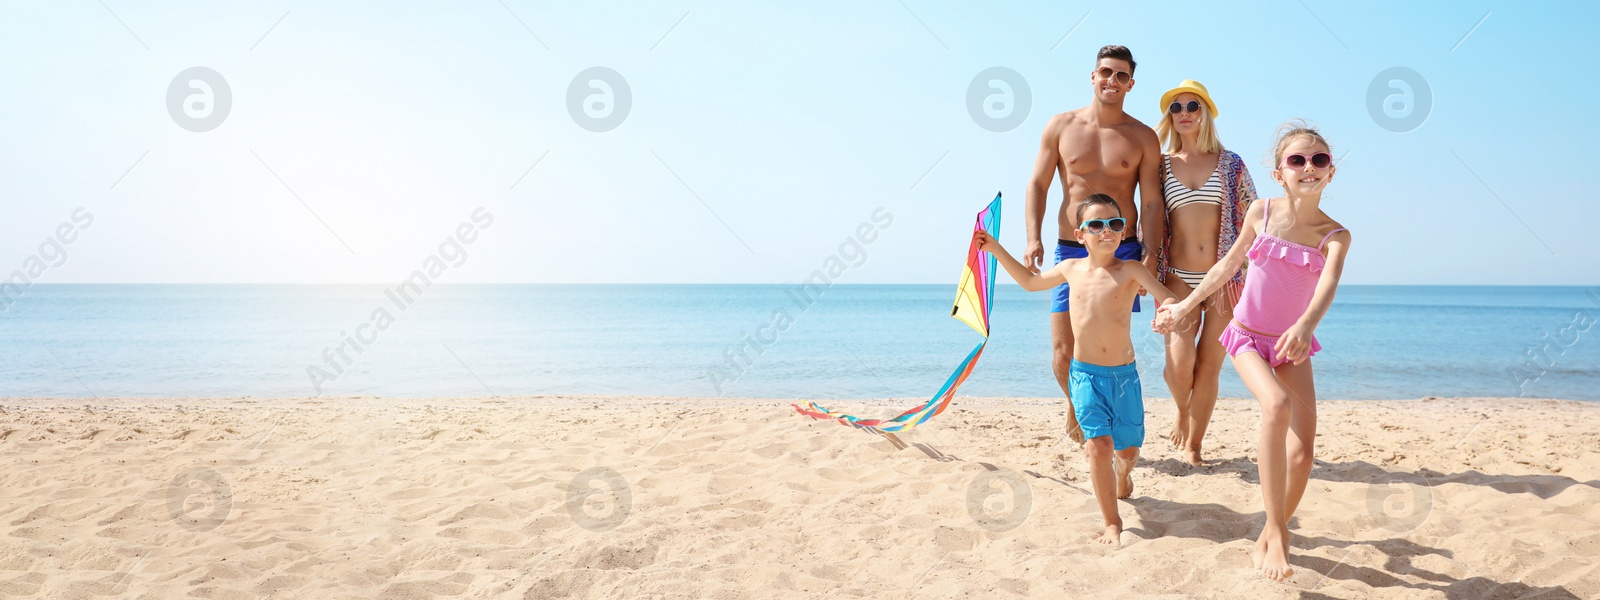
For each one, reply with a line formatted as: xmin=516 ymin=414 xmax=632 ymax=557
xmin=1 ymin=395 xmax=1596 ymax=599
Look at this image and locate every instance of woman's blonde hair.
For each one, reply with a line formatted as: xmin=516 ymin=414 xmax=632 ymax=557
xmin=1157 ymin=98 xmax=1224 ymax=154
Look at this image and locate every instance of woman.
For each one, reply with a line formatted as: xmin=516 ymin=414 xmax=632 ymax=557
xmin=1153 ymin=80 xmax=1257 ymax=466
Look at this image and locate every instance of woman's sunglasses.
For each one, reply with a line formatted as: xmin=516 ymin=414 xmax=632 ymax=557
xmin=1094 ymin=66 xmax=1131 ymax=85
xmin=1168 ymin=100 xmax=1203 ymax=115
xmin=1282 ymin=152 xmax=1332 ymax=169
xmin=1078 ymin=218 xmax=1127 ymax=234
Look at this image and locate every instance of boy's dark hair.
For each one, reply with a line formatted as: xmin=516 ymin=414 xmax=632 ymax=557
xmin=1075 ymin=194 xmax=1122 ymax=221
xmin=1096 ymin=45 xmax=1136 ymax=75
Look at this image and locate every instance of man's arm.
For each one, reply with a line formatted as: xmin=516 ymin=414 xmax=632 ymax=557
xmin=1136 ymin=127 xmax=1164 ymax=280
xmin=1024 ymin=117 xmax=1062 ymax=274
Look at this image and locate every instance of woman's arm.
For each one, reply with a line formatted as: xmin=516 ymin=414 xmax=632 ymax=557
xmin=1275 ymin=230 xmax=1351 ymax=363
xmin=1159 ymin=199 xmax=1262 ymax=328
xmin=973 ymin=231 xmax=1066 ymax=292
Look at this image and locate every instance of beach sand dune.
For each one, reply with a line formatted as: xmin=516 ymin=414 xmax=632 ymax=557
xmin=1 ymin=396 xmax=1596 ymax=599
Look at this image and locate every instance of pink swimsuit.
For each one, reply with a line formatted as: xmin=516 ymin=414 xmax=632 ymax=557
xmin=1220 ymin=198 xmax=1347 ymax=367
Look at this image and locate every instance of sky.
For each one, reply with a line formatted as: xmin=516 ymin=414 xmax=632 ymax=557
xmin=2 ymin=1 xmax=1597 ymax=285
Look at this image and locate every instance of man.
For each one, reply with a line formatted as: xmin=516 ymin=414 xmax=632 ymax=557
xmin=1023 ymin=45 xmax=1164 ymax=445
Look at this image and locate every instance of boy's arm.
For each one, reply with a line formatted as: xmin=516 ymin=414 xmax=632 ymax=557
xmin=974 ymin=232 xmax=1066 ymax=292
xmin=1125 ymin=260 xmax=1177 ymax=305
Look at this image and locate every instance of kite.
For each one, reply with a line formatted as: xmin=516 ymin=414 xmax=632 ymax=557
xmin=792 ymin=193 xmax=1000 ymax=433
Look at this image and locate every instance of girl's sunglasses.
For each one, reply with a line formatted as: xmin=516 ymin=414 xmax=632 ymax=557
xmin=1282 ymin=152 xmax=1332 ymax=169
xmin=1078 ymin=217 xmax=1127 ymax=234
xmin=1168 ymin=100 xmax=1203 ymax=115
xmin=1094 ymin=66 xmax=1131 ymax=85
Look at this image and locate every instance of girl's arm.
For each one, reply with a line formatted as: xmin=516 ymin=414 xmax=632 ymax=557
xmin=1275 ymin=230 xmax=1352 ymax=363
xmin=1154 ymin=199 xmax=1263 ymax=331
xmin=973 ymin=231 xmax=1066 ymax=291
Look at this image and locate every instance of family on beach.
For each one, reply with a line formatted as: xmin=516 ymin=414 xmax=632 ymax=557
xmin=971 ymin=45 xmax=1352 ymax=581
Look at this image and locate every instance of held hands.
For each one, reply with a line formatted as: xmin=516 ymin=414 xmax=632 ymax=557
xmin=1152 ymin=299 xmax=1194 ymax=334
xmin=1274 ymin=321 xmax=1315 ymax=365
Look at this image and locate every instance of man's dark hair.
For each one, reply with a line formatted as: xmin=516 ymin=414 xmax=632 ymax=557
xmin=1076 ymin=194 xmax=1122 ymax=221
xmin=1096 ymin=45 xmax=1136 ymax=75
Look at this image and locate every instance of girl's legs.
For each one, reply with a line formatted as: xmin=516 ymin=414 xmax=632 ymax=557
xmin=1231 ymin=350 xmax=1295 ymax=581
xmin=1162 ymin=279 xmax=1199 ymax=449
xmin=1182 ymin=293 xmax=1232 ymax=464
xmin=1272 ymin=360 xmax=1319 ymax=518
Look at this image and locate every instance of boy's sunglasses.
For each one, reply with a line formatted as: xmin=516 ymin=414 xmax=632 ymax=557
xmin=1094 ymin=66 xmax=1131 ymax=85
xmin=1168 ymin=100 xmax=1203 ymax=115
xmin=1282 ymin=152 xmax=1332 ymax=169
xmin=1078 ymin=217 xmax=1127 ymax=234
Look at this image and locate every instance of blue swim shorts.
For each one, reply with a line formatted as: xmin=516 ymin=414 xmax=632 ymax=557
xmin=1068 ymin=359 xmax=1144 ymax=451
xmin=1051 ymin=238 xmax=1143 ymax=313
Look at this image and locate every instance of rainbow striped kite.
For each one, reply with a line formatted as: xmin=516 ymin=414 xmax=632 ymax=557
xmin=793 ymin=193 xmax=1000 ymax=433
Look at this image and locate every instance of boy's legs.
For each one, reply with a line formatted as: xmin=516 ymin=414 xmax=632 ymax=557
xmin=1084 ymin=436 xmax=1122 ymax=545
xmin=1114 ymin=445 xmax=1140 ymax=499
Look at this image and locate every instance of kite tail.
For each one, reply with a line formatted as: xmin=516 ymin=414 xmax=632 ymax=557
xmin=788 ymin=341 xmax=985 ymax=434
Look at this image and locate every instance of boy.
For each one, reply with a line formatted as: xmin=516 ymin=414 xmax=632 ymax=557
xmin=973 ymin=194 xmax=1177 ymax=546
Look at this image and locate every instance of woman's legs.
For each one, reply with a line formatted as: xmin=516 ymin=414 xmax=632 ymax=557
xmin=1272 ymin=360 xmax=1319 ymax=519
xmin=1182 ymin=292 xmax=1233 ymax=464
xmin=1162 ymin=278 xmax=1199 ymax=449
xmin=1231 ymin=350 xmax=1295 ymax=581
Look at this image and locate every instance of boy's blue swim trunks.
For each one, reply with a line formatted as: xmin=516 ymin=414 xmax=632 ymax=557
xmin=1068 ymin=359 xmax=1144 ymax=451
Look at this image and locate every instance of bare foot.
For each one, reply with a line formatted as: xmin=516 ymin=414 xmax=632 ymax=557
xmin=1183 ymin=447 xmax=1203 ymax=466
xmin=1114 ymin=456 xmax=1135 ymax=499
xmin=1169 ymin=412 xmax=1188 ymax=448
xmin=1256 ymin=525 xmax=1293 ymax=581
xmin=1094 ymin=522 xmax=1122 ymax=546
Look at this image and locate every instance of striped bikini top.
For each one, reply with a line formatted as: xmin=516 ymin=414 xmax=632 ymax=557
xmin=1232 ymin=197 xmax=1349 ymax=334
xmin=1162 ymin=154 xmax=1224 ymax=212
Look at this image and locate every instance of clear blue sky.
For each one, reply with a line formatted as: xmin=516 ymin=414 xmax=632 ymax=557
xmin=2 ymin=1 xmax=1595 ymax=285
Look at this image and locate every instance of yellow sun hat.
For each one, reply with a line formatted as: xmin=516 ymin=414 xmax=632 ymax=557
xmin=1160 ymin=79 xmax=1218 ymax=119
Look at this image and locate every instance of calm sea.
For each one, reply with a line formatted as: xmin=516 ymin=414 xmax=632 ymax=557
xmin=1 ymin=285 xmax=1596 ymax=401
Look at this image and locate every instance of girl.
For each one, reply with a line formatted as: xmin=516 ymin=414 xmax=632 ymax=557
xmin=1155 ymin=121 xmax=1351 ymax=581
xmin=1153 ymin=80 xmax=1258 ymax=466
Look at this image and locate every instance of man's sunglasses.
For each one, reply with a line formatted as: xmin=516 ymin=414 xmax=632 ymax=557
xmin=1078 ymin=218 xmax=1127 ymax=234
xmin=1282 ymin=152 xmax=1332 ymax=169
xmin=1168 ymin=100 xmax=1203 ymax=115
xmin=1094 ymin=66 xmax=1131 ymax=85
